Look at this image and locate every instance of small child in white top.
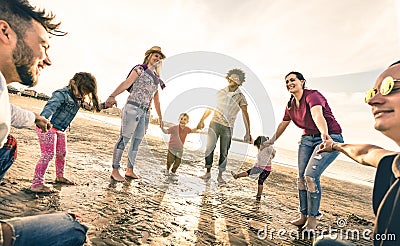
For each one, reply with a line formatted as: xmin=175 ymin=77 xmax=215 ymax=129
xmin=231 ymin=136 xmax=276 ymax=200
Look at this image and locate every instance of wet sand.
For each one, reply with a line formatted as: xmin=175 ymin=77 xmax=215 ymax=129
xmin=1 ymin=94 xmax=376 ymax=245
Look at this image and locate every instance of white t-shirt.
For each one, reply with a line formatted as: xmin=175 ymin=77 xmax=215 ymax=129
xmin=0 ymin=72 xmax=35 ymax=148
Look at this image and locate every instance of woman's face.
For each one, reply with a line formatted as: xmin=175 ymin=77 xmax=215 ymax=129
xmin=148 ymin=52 xmax=163 ymax=66
xmin=285 ymin=74 xmax=304 ymax=93
xmin=368 ymin=64 xmax=400 ymax=144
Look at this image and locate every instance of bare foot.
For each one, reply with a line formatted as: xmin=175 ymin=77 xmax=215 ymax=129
xmin=217 ymin=176 xmax=226 ymax=184
xmin=289 ymin=214 xmax=307 ymax=227
xmin=200 ymin=172 xmax=211 ymax=180
xmin=111 ymin=169 xmax=125 ymax=182
xmin=230 ymin=171 xmax=238 ymax=179
xmin=55 ymin=177 xmax=75 ymax=185
xmin=125 ymin=168 xmax=141 ymax=179
xmin=302 ymin=217 xmax=318 ymax=230
xmin=30 ymin=185 xmax=57 ymax=194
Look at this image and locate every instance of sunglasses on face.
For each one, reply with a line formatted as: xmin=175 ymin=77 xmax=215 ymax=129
xmin=365 ymin=76 xmax=400 ymax=103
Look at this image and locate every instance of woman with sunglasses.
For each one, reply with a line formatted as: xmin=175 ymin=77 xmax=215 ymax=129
xmin=315 ymin=61 xmax=400 ymax=246
xmin=264 ymin=71 xmax=344 ymax=230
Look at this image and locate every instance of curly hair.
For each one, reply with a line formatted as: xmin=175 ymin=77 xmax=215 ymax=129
xmin=226 ymin=68 xmax=246 ymax=84
xmin=0 ymin=0 xmax=65 ymax=38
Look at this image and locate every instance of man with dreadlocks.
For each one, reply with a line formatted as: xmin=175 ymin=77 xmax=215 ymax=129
xmin=197 ymin=68 xmax=252 ymax=184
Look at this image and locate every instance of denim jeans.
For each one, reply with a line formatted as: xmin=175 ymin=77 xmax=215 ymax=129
xmin=204 ymin=121 xmax=233 ymax=172
xmin=297 ymin=133 xmax=343 ymax=217
xmin=112 ymin=104 xmax=150 ymax=169
xmin=0 ymin=213 xmax=88 ymax=246
xmin=0 ymin=135 xmax=17 ymax=180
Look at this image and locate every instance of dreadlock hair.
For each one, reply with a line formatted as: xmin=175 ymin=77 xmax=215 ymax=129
xmin=285 ymin=71 xmax=306 ymax=109
xmin=0 ymin=0 xmax=66 ymax=38
xmin=68 ymin=72 xmax=101 ymax=112
xmin=254 ymin=136 xmax=269 ymax=149
xmin=226 ymin=68 xmax=246 ymax=84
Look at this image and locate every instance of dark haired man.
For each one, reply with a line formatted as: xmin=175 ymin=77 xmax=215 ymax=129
xmin=197 ymin=68 xmax=252 ymax=183
xmin=0 ymin=1 xmax=87 ymax=245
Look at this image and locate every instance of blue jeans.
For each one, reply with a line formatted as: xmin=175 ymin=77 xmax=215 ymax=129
xmin=0 ymin=135 xmax=17 ymax=180
xmin=1 ymin=213 xmax=88 ymax=246
xmin=205 ymin=122 xmax=232 ymax=172
xmin=112 ymin=104 xmax=150 ymax=169
xmin=297 ymin=134 xmax=343 ymax=217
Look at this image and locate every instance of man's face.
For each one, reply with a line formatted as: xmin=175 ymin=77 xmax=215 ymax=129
xmin=12 ymin=20 xmax=51 ymax=86
xmin=368 ymin=64 xmax=400 ymax=142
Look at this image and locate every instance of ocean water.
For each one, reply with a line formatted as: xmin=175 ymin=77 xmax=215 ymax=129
xmin=78 ymin=112 xmax=376 ymax=188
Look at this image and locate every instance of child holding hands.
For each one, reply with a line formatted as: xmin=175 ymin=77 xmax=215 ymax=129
xmin=30 ymin=72 xmax=105 ymax=193
xmin=231 ymin=136 xmax=276 ymax=200
xmin=161 ymin=113 xmax=199 ymax=175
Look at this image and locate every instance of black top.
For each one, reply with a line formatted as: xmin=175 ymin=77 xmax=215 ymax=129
xmin=373 ymin=154 xmax=400 ymax=246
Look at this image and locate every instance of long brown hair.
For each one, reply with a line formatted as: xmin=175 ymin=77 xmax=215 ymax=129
xmin=68 ymin=72 xmax=101 ymax=112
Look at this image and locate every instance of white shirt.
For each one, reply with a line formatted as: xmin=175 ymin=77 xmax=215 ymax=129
xmin=0 ymin=72 xmax=35 ymax=148
xmin=212 ymin=87 xmax=247 ymax=128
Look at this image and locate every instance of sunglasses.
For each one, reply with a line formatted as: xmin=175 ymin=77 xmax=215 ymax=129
xmin=365 ymin=76 xmax=400 ymax=103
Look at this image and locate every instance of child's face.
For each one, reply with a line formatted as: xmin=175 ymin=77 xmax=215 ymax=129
xmin=179 ymin=115 xmax=189 ymax=126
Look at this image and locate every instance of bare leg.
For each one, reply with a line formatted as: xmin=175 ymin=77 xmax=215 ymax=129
xmin=256 ymin=185 xmax=263 ymax=197
xmin=1 ymin=222 xmax=12 ymax=246
xmin=231 ymin=171 xmax=248 ymax=179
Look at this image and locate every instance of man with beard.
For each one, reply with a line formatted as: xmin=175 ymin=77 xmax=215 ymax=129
xmin=0 ymin=1 xmax=88 ymax=245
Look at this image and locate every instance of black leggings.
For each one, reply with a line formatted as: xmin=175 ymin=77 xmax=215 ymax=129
xmin=246 ymin=167 xmax=271 ymax=185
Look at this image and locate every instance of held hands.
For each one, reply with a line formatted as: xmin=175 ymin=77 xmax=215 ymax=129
xmin=34 ymin=114 xmax=51 ymax=133
xmin=317 ymin=139 xmax=335 ymax=153
xmin=243 ymin=133 xmax=252 ymax=143
xmin=105 ymin=96 xmax=117 ymax=108
xmin=197 ymin=121 xmax=205 ymax=130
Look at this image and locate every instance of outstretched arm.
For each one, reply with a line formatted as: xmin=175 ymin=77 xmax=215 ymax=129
xmin=240 ymin=105 xmax=252 ymax=143
xmin=196 ymin=109 xmax=213 ymax=129
xmin=261 ymin=120 xmax=290 ymax=150
xmin=310 ymin=105 xmax=330 ymax=141
xmin=153 ymin=91 xmax=162 ymax=128
xmin=105 ymin=69 xmax=139 ymax=108
xmin=318 ymin=140 xmax=397 ymax=168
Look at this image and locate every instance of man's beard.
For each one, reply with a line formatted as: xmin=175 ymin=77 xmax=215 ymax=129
xmin=12 ymin=38 xmax=36 ymax=87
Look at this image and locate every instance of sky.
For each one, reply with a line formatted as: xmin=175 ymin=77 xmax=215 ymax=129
xmin=15 ymin=0 xmax=400 ymax=151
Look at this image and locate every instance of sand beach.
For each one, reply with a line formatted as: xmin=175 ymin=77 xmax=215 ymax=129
xmin=0 ymin=94 xmax=376 ymax=245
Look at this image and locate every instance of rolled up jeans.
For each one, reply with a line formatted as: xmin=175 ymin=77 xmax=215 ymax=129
xmin=0 ymin=213 xmax=88 ymax=246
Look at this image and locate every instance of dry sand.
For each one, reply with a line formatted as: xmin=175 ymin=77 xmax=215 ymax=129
xmin=0 ymin=94 xmax=376 ymax=245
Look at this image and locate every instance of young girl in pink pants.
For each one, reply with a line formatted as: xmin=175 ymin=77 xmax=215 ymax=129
xmin=30 ymin=72 xmax=103 ymax=193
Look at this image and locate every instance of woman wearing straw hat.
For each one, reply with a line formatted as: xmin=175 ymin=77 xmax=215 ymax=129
xmin=106 ymin=46 xmax=166 ymax=182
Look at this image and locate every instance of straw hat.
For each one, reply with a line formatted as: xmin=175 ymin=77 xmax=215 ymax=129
xmin=145 ymin=46 xmax=166 ymax=59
